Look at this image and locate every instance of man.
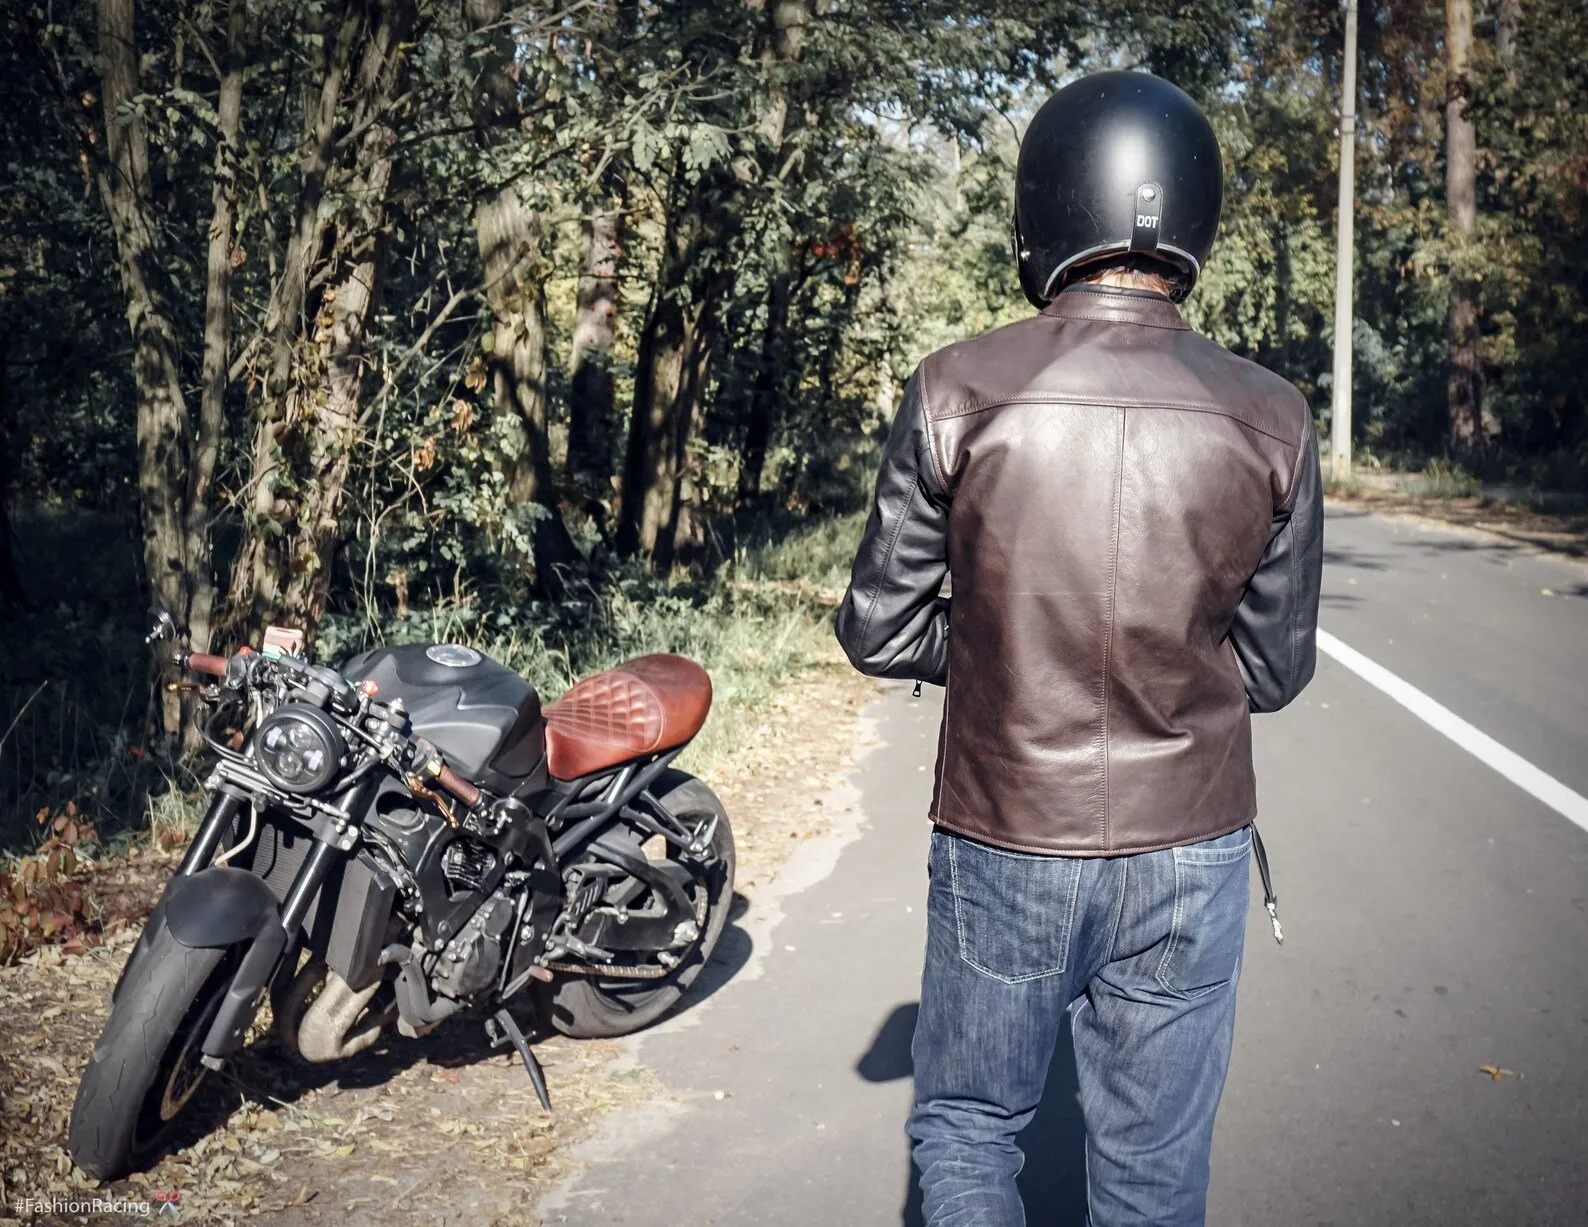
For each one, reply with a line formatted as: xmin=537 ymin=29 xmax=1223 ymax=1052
xmin=834 ymin=71 xmax=1324 ymax=1226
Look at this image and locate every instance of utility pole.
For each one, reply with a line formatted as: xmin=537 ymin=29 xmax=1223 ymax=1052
xmin=1330 ymin=0 xmax=1360 ymax=481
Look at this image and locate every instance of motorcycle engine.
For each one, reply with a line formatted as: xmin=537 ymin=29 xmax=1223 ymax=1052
xmin=431 ymin=894 xmax=514 ymax=1000
xmin=441 ymin=840 xmax=497 ymax=895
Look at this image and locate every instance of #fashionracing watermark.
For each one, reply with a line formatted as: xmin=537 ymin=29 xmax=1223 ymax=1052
xmin=5 ymin=1189 xmax=182 ymax=1220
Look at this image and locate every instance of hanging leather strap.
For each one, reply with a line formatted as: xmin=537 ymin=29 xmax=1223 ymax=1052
xmin=1250 ymin=821 xmax=1284 ymax=945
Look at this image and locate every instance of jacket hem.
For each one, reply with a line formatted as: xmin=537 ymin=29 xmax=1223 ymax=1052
xmin=928 ymin=811 xmax=1257 ymax=858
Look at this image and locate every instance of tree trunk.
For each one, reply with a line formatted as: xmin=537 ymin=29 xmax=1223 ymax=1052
xmin=567 ymin=201 xmax=622 ymax=509
xmin=476 ymin=186 xmax=581 ymax=588
xmin=0 ymin=347 xmax=24 ymax=610
xmin=186 ymin=0 xmax=246 ymax=662
xmin=1445 ymin=0 xmax=1483 ymax=455
xmin=565 ymin=0 xmax=636 ymax=528
xmin=617 ymin=194 xmax=710 ymax=564
xmin=226 ymin=4 xmax=360 ymax=636
xmin=465 ymin=0 xmax=580 ymax=591
xmin=669 ymin=322 xmax=717 ymax=558
xmin=1495 ymin=0 xmax=1519 ymax=87
xmin=97 ymin=0 xmax=194 ymax=732
xmin=738 ymin=271 xmax=791 ymax=504
xmin=736 ymin=0 xmax=812 ymax=507
xmin=225 ymin=0 xmax=414 ymax=637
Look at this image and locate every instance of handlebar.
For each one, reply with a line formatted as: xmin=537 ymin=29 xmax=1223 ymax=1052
xmin=435 ymin=762 xmax=482 ymax=808
xmin=178 ymin=641 xmax=484 ymax=810
xmin=184 ymin=651 xmax=231 ymax=678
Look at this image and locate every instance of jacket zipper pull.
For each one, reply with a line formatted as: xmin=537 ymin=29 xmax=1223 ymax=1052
xmin=1249 ymin=822 xmax=1283 ymax=945
xmin=911 ymin=680 xmax=923 ymax=699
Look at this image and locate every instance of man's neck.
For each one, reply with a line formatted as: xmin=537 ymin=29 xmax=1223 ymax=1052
xmin=1080 ymin=269 xmax=1176 ymax=295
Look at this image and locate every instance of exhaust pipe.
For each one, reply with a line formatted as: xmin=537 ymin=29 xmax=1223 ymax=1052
xmin=287 ymin=965 xmax=393 ymax=1063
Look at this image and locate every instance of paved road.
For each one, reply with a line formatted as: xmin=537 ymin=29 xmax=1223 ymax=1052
xmin=542 ymin=506 xmax=1588 ymax=1227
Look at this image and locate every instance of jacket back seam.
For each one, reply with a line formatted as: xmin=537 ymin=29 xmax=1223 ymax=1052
xmin=926 ymin=393 xmax=1303 ymax=448
xmin=1099 ymin=405 xmax=1126 ymax=851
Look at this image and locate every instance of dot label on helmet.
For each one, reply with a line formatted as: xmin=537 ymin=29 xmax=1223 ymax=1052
xmin=1136 ymin=214 xmax=1159 ymax=228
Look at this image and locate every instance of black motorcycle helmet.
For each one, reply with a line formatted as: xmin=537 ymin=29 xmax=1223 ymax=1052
xmin=1012 ymin=70 xmax=1223 ymax=307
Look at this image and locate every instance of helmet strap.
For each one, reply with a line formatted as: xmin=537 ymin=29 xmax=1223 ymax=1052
xmin=1011 ymin=210 xmax=1051 ymax=309
xmin=1128 ymin=181 xmax=1164 ymax=255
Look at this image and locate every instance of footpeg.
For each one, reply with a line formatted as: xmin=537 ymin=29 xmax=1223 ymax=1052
xmin=488 ymin=1008 xmax=552 ymax=1111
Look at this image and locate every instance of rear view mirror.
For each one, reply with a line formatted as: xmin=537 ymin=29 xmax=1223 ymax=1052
xmin=145 ymin=606 xmax=179 ymax=645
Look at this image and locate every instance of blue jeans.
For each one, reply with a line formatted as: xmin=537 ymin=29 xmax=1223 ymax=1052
xmin=908 ymin=825 xmax=1252 ymax=1227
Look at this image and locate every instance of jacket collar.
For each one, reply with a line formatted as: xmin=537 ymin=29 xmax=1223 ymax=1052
xmin=1040 ymin=283 xmax=1190 ymax=331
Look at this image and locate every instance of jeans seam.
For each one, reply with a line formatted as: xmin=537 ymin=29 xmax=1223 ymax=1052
xmin=1155 ymin=853 xmax=1188 ymax=992
xmin=1104 ymin=854 xmax=1128 ymax=964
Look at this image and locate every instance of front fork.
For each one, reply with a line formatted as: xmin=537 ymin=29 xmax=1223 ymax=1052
xmin=110 ymin=785 xmax=252 ymax=1006
xmin=177 ymin=784 xmax=251 ymax=877
xmin=198 ymin=836 xmax=340 ymax=1066
xmin=114 ymin=781 xmax=355 ymax=1067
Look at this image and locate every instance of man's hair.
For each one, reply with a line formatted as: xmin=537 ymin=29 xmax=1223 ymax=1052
xmin=1067 ymin=253 xmax=1193 ymax=301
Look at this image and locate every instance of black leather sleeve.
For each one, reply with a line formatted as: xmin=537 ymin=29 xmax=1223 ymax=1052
xmin=834 ymin=372 xmax=952 ymax=684
xmin=1230 ymin=425 xmax=1324 ymax=713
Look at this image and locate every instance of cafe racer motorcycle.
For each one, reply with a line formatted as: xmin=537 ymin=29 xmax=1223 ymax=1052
xmin=69 ymin=614 xmax=735 ymax=1179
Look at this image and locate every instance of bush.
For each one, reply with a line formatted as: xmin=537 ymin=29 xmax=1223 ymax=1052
xmin=3 ymin=509 xmax=867 ymax=852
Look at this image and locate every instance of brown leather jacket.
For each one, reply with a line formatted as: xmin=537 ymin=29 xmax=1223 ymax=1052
xmin=835 ymin=283 xmax=1324 ymax=856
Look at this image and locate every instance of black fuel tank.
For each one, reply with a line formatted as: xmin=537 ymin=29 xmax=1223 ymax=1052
xmin=342 ymin=643 xmax=546 ymax=792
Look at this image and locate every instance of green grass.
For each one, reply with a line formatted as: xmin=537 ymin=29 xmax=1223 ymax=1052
xmin=1402 ymin=458 xmax=1480 ymax=499
xmin=364 ymin=511 xmax=866 ymax=780
xmin=1323 ymin=457 xmax=1479 ymax=502
xmin=1 ymin=506 xmax=868 ymax=850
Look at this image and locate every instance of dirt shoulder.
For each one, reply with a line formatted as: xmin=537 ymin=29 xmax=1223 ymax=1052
xmin=0 ymin=655 xmax=879 ymax=1227
xmin=1328 ymin=481 xmax=1588 ymax=562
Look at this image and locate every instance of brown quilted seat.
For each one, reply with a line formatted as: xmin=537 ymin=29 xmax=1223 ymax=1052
xmin=541 ymin=654 xmax=713 ymax=780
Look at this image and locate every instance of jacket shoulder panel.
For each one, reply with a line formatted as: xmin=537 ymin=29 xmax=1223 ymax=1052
xmin=917 ymin=313 xmax=1071 ymax=421
xmin=1177 ymin=331 xmax=1313 ymax=443
xmin=919 ymin=314 xmax=1314 ymax=497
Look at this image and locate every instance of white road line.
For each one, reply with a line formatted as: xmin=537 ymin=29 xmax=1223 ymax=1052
xmin=1317 ymin=629 xmax=1588 ymax=835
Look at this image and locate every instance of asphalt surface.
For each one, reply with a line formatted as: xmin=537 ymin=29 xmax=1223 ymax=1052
xmin=541 ymin=506 xmax=1588 ymax=1227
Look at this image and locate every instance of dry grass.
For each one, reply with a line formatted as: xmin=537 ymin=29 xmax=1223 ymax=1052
xmin=1326 ymin=471 xmax=1588 ymax=561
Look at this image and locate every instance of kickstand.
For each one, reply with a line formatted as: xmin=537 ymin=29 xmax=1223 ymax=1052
xmin=488 ymin=1007 xmax=552 ymax=1111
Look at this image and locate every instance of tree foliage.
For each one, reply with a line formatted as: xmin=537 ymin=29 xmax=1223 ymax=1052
xmin=1 ymin=0 xmax=1584 ymax=819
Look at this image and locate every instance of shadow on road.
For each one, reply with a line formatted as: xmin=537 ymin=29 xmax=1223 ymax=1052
xmin=857 ymin=1001 xmax=918 ymax=1082
xmin=680 ymin=891 xmax=755 ymax=1010
xmin=857 ymin=1002 xmax=1089 ymax=1226
xmin=1323 ymin=546 xmax=1390 ymax=572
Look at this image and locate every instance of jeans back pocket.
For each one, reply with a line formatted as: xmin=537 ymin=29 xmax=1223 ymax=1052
xmin=942 ymin=832 xmax=1083 ymax=984
xmin=1155 ymin=827 xmax=1251 ymax=1000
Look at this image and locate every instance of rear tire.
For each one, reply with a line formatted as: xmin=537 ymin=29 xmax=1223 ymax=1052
xmin=544 ymin=772 xmax=735 ymax=1039
xmin=70 ymin=918 xmax=235 ymax=1179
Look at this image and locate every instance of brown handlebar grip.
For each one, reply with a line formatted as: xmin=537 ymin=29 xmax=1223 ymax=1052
xmin=435 ymin=763 xmax=481 ymax=808
xmin=186 ymin=652 xmax=230 ymax=678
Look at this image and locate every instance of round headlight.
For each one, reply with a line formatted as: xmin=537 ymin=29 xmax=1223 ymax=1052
xmin=254 ymin=704 xmax=345 ymax=794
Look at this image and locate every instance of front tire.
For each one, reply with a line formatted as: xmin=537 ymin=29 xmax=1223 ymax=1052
xmin=544 ymin=772 xmax=735 ymax=1039
xmin=70 ymin=918 xmax=236 ymax=1179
